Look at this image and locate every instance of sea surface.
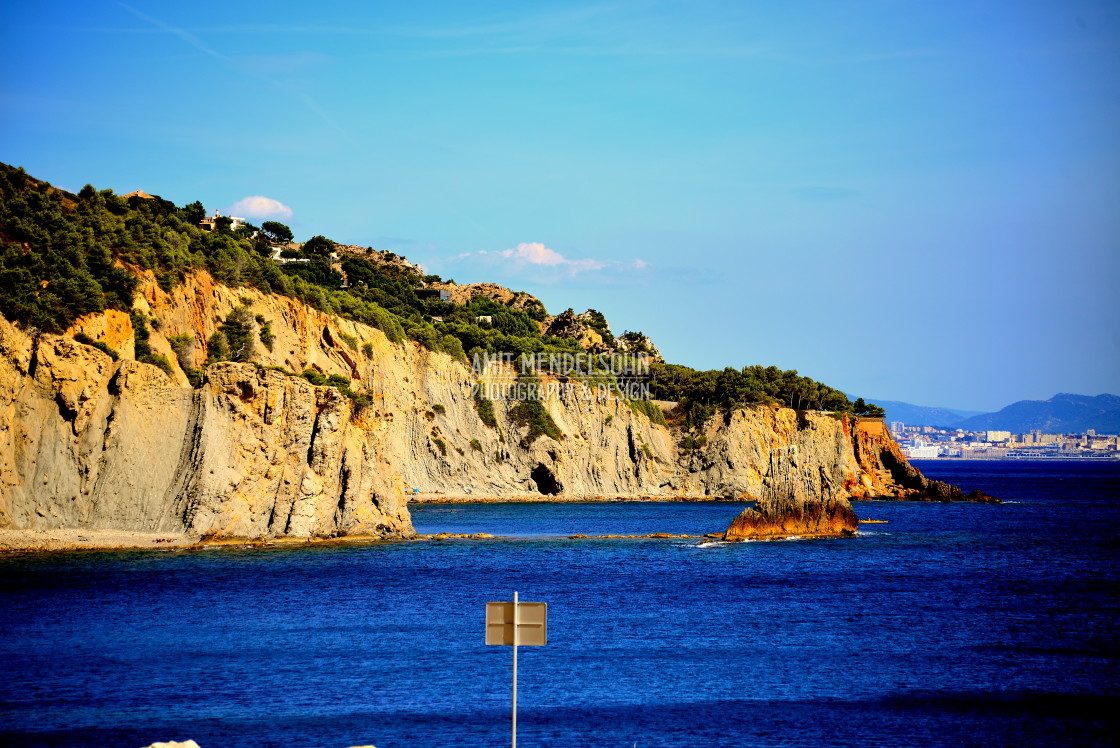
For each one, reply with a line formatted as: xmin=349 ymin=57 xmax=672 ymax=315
xmin=1 ymin=461 xmax=1117 ymax=747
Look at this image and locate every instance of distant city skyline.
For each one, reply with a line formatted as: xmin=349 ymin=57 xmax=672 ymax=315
xmin=2 ymin=0 xmax=1117 ymax=411
xmin=893 ymin=422 xmax=1119 ymax=460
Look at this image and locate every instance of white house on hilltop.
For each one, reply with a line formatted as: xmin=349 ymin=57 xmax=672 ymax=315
xmin=198 ymin=210 xmax=246 ymax=233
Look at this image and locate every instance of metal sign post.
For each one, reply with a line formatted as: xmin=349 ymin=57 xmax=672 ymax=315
xmin=486 ymin=593 xmax=547 ymax=748
xmin=512 ymin=590 xmax=518 ymax=747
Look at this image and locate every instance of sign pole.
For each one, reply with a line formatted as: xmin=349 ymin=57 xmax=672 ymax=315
xmin=486 ymin=594 xmax=544 ymax=746
xmin=512 ymin=590 xmax=518 ymax=748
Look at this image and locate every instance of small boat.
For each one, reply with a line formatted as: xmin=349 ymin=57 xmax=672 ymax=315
xmin=858 ymin=518 xmax=889 ymax=524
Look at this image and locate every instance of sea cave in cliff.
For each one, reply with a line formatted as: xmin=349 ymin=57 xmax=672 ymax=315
xmin=530 ymin=464 xmax=563 ymax=495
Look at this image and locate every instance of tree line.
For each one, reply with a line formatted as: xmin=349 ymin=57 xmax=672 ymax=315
xmin=649 ymin=363 xmax=885 ymax=417
xmin=0 ymin=161 xmax=885 ymax=420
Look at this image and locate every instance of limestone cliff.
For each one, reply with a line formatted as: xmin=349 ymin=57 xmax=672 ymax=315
xmin=0 ymin=327 xmax=411 ymax=539
xmin=0 ymin=271 xmax=979 ymax=543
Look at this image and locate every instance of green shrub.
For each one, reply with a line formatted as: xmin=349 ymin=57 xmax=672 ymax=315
xmin=206 ymin=331 xmax=229 ymax=364
xmin=362 ymin=342 xmax=374 ymax=357
xmin=73 ymin=332 xmax=119 ymax=361
xmin=679 ymin=434 xmax=708 ymax=451
xmin=130 ymin=311 xmax=150 ymax=349
xmin=326 ymin=374 xmax=351 ymax=389
xmin=365 ymin=305 xmax=405 ymax=343
xmin=475 ymin=395 xmax=498 ymax=428
xmin=339 ymin=331 xmax=358 ymax=351
xmin=220 ymin=304 xmax=255 ymax=361
xmin=511 ymin=399 xmax=563 ymax=444
xmin=628 ymin=398 xmax=667 ymax=426
xmin=432 ymin=403 xmax=446 ymax=414
xmin=439 ymin=333 xmax=467 ymax=361
xmin=130 ymin=310 xmax=174 ymax=376
xmin=432 ymin=437 xmax=448 ymax=457
xmin=255 ymin=315 xmax=274 ymax=352
xmin=683 ymin=402 xmax=715 ymax=432
xmin=300 ymin=368 xmax=369 ymax=406
xmin=204 ymin=305 xmax=258 ymax=364
xmin=301 ymin=368 xmax=327 ymax=386
xmin=143 ymin=352 xmax=175 ymax=377
xmin=167 ymin=333 xmax=194 ymax=371
xmin=583 ymin=308 xmax=615 ymax=345
xmin=470 ymin=438 xmax=482 ymax=452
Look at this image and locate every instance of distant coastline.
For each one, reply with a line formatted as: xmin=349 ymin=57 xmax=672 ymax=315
xmin=910 ymin=456 xmax=1120 ymax=462
xmin=895 ymin=423 xmax=1118 ymax=461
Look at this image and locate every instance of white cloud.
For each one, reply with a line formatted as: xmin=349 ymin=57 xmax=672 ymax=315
xmin=226 ymin=196 xmax=294 ymax=220
xmin=497 ymin=242 xmax=608 ymax=273
xmin=451 ymin=242 xmax=648 ymax=282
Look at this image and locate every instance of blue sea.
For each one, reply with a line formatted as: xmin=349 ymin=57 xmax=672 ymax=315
xmin=1 ymin=461 xmax=1117 ymax=747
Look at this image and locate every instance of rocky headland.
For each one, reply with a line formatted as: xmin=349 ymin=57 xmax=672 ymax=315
xmin=0 ymin=161 xmax=994 ymax=550
xmin=0 ymin=267 xmax=993 ymax=551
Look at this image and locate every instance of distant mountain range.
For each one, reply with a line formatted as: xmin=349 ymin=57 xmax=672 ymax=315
xmin=873 ymin=393 xmax=1120 ymax=434
xmin=871 ymin=400 xmax=984 ymax=428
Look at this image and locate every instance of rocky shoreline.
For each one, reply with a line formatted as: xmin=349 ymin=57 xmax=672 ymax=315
xmin=408 ymin=492 xmax=744 ymax=504
xmin=0 ymin=528 xmax=721 ymax=553
xmin=0 ymin=529 xmax=408 ymax=554
xmin=1 ymin=486 xmax=999 ymax=553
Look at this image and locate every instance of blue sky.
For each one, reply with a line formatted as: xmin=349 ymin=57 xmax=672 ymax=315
xmin=2 ymin=0 xmax=1117 ymax=411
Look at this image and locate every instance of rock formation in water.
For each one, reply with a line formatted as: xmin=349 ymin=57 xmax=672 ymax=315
xmin=723 ymin=499 xmax=859 ymax=540
xmin=0 ymin=270 xmax=985 ymax=544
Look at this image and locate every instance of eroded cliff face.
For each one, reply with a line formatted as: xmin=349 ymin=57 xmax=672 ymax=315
xmin=0 ymin=324 xmax=411 ymax=538
xmin=0 ymin=270 xmax=970 ymax=542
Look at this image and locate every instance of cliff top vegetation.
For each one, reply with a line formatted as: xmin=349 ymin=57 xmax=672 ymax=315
xmin=0 ymin=161 xmax=883 ymax=419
